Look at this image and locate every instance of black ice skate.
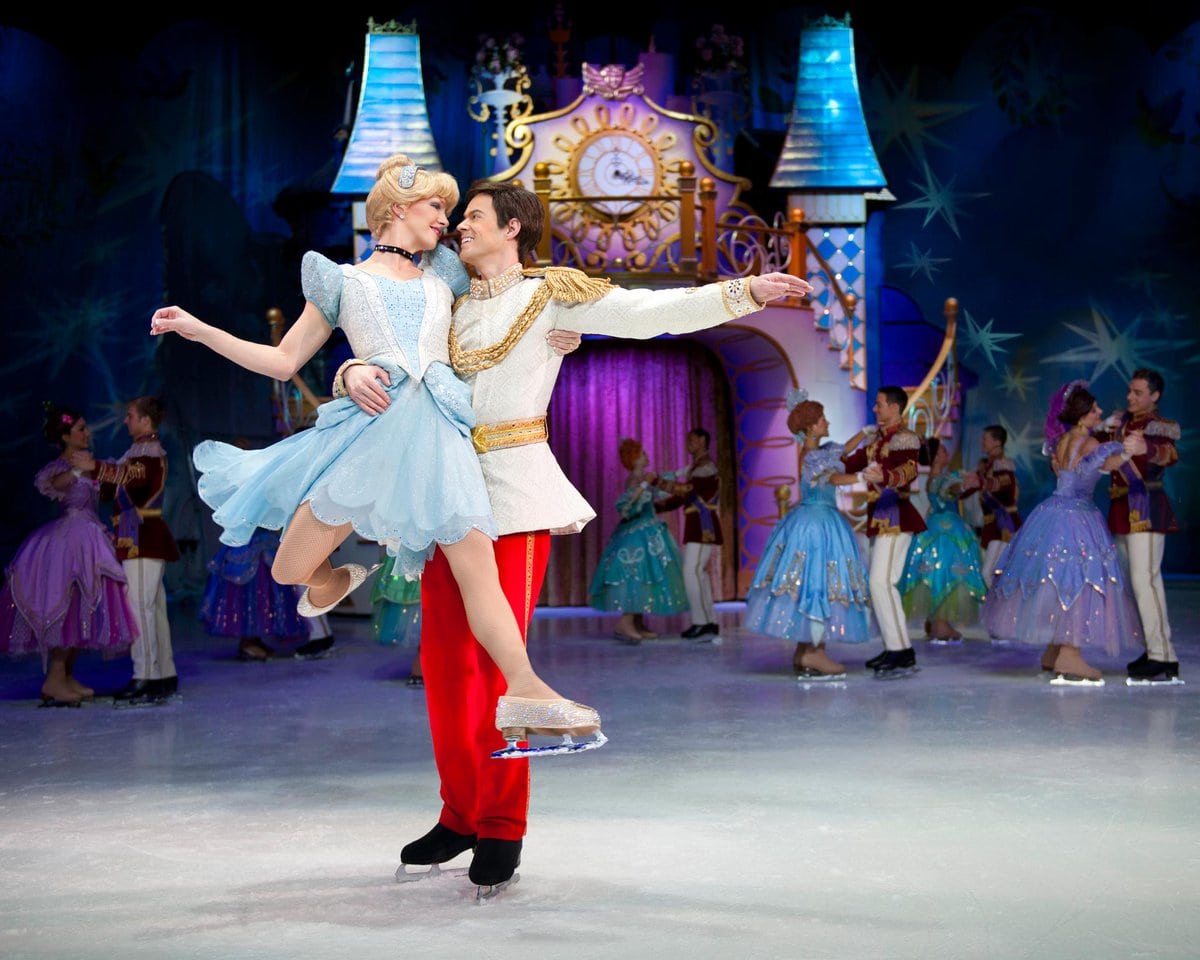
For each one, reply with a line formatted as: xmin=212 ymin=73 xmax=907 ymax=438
xmin=470 ymin=838 xmax=521 ymax=900
xmin=395 ymin=823 xmax=476 ymax=882
xmin=1125 ymin=653 xmax=1184 ymax=686
xmin=872 ymin=648 xmax=919 ymax=680
xmin=294 ymin=636 xmax=335 ymax=660
xmin=111 ymin=678 xmax=166 ymax=708
xmin=864 ymin=648 xmax=889 ymax=670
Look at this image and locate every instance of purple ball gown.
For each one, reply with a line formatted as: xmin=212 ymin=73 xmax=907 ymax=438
xmin=0 ymin=458 xmax=139 ymax=657
xmin=980 ymin=441 xmax=1141 ymax=652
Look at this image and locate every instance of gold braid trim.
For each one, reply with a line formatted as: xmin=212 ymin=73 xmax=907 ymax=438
xmin=449 ymin=268 xmax=613 ymax=375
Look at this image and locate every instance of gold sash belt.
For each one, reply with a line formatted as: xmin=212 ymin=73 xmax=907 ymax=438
xmin=471 ymin=416 xmax=548 ymax=454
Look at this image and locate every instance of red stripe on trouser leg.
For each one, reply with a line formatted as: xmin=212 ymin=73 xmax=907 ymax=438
xmin=419 ymin=531 xmax=550 ymax=841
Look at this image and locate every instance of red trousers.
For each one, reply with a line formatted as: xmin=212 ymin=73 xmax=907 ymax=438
xmin=419 ymin=531 xmax=550 ymax=841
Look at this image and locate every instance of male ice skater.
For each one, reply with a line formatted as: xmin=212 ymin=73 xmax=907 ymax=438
xmin=340 ymin=180 xmax=811 ymax=894
xmin=960 ymin=424 xmax=1021 ymax=587
xmin=1095 ymin=368 xmax=1182 ymax=684
xmin=653 ymin=426 xmax=723 ymax=639
xmin=841 ymin=386 xmax=925 ymax=678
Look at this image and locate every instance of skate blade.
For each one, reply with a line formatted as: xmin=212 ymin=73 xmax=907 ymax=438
xmin=475 ymin=872 xmax=520 ymax=901
xmin=395 ymin=861 xmax=468 ymax=883
xmin=928 ymin=638 xmax=963 ymax=646
xmin=795 ymin=670 xmax=847 ymax=682
xmin=491 ymin=731 xmax=608 ymax=759
xmin=871 ymin=667 xmax=920 ymax=681
xmin=1125 ymin=676 xmax=1185 ymax=687
xmin=37 ymin=698 xmax=83 ymax=709
xmin=1049 ymin=674 xmax=1105 ymax=686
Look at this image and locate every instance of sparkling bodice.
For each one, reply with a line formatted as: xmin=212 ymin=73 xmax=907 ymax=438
xmin=1054 ymin=440 xmax=1121 ymax=501
xmin=927 ymin=470 xmax=962 ymax=513
xmin=799 ymin=442 xmax=845 ymax=507
xmin=301 ymin=251 xmax=454 ymax=381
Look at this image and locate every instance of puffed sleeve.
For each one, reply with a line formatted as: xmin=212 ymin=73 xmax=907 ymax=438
xmin=34 ymin=459 xmax=71 ymax=502
xmin=1085 ymin=441 xmax=1123 ymax=469
xmin=301 ymin=250 xmax=344 ymax=328
xmin=420 ymin=243 xmax=470 ymax=299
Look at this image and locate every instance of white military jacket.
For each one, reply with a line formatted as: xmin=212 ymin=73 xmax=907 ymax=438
xmin=452 ymin=265 xmax=762 ymax=536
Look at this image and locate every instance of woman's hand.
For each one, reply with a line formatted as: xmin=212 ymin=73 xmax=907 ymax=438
xmin=150 ymin=306 xmax=208 ymax=341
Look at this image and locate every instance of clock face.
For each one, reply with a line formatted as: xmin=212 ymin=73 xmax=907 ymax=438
xmin=572 ymin=131 xmax=661 ymax=218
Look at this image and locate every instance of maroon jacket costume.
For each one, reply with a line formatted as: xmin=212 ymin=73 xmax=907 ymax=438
xmin=841 ymin=423 xmax=926 ymax=537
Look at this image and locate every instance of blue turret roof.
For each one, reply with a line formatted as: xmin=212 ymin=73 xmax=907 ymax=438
xmin=770 ymin=15 xmax=887 ymax=191
xmin=332 ymin=22 xmax=442 ymax=195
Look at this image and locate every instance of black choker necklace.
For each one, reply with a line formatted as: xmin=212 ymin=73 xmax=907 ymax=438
xmin=374 ymin=243 xmax=417 ymax=261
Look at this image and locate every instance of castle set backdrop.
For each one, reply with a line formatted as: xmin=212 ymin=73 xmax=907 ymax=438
xmin=1 ymin=6 xmax=1197 ymax=604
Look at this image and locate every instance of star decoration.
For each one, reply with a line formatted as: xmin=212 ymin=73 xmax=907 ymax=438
xmin=1141 ymin=305 xmax=1187 ymax=333
xmin=1000 ymin=365 xmax=1040 ymax=401
xmin=895 ymin=241 xmax=951 ymax=284
xmin=996 ymin=414 xmax=1041 ymax=477
xmin=894 ymin=160 xmax=990 ymax=239
xmin=865 ymin=67 xmax=976 ymax=164
xmin=960 ymin=309 xmax=1021 ymax=369
xmin=1040 ymin=301 xmax=1186 ymax=388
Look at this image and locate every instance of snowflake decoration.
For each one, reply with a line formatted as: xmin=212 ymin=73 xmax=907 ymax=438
xmin=1119 ymin=267 xmax=1171 ymax=299
xmin=894 ymin=160 xmax=990 ymax=239
xmin=895 ymin=241 xmax=951 ymax=284
xmin=960 ymin=308 xmax=1021 ymax=369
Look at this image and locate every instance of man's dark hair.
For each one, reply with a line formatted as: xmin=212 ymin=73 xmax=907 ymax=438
xmin=464 ymin=180 xmax=544 ymax=264
xmin=983 ymin=424 xmax=1007 ymax=446
xmin=689 ymin=427 xmax=710 ymax=449
xmin=878 ymin=385 xmax=908 ymax=410
xmin=1131 ymin=367 xmax=1164 ymax=400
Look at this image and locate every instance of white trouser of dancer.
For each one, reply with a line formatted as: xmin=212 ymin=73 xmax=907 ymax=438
xmin=1117 ymin=533 xmax=1176 ymax=662
xmin=981 ymin=539 xmax=1006 ymax=589
xmin=304 ymin=603 xmax=331 ymax=640
xmin=123 ymin=558 xmax=174 ymax=680
xmin=682 ymin=541 xmax=716 ymax=627
xmin=869 ymin=534 xmax=913 ymax=651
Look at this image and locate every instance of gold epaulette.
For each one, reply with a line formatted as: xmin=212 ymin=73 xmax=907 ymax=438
xmin=522 ymin=266 xmax=613 ymax=304
xmin=890 ymin=430 xmax=921 ymax=451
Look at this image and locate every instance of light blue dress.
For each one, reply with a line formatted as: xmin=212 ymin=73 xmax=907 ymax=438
xmin=742 ymin=442 xmax=871 ymax=644
xmin=980 ymin=440 xmax=1142 ymax=652
xmin=193 ymin=248 xmax=495 ymax=579
xmin=898 ymin=470 xmax=987 ymax=624
xmin=587 ymin=481 xmax=688 ymax=615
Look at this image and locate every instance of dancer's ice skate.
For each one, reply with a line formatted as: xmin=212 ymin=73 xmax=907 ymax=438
xmin=490 ymin=696 xmax=608 ymax=758
xmin=794 ymin=644 xmax=847 ymax=681
xmin=1125 ymin=653 xmax=1185 ymax=686
xmin=470 ymin=838 xmax=521 ymax=901
xmin=297 ymin=563 xmax=379 ymax=617
xmin=1049 ymin=647 xmax=1103 ymax=686
xmin=872 ymin=648 xmax=919 ymax=680
xmin=395 ymin=823 xmax=476 ymax=882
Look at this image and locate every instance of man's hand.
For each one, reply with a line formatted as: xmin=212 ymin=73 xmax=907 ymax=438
xmin=1123 ymin=432 xmax=1147 ymax=458
xmin=749 ymin=273 xmax=814 ymax=304
xmin=547 ymin=329 xmax=582 ymax=355
xmin=960 ymin=472 xmax=981 ymax=491
xmin=69 ymin=450 xmax=95 ymax=472
xmin=344 ymin=364 xmax=392 ymax=416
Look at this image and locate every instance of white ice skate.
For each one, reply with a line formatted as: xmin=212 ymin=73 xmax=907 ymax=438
xmin=490 ymin=696 xmax=607 ymax=759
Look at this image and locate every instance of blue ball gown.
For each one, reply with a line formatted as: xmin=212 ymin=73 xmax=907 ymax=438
xmin=588 ymin=481 xmax=689 ymax=615
xmin=742 ymin=442 xmax=871 ymax=644
xmin=192 ymin=248 xmax=495 ymax=580
xmin=980 ymin=440 xmax=1142 ymax=652
xmin=898 ymin=470 xmax=987 ymax=626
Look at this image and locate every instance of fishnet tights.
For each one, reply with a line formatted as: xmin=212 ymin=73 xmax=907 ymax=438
xmin=272 ymin=501 xmax=354 ymax=604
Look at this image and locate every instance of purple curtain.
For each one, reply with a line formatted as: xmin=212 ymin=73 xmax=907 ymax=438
xmin=540 ymin=337 xmax=737 ymax=607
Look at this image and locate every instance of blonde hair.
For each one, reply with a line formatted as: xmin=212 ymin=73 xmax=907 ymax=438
xmin=364 ymin=153 xmax=460 ymax=238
